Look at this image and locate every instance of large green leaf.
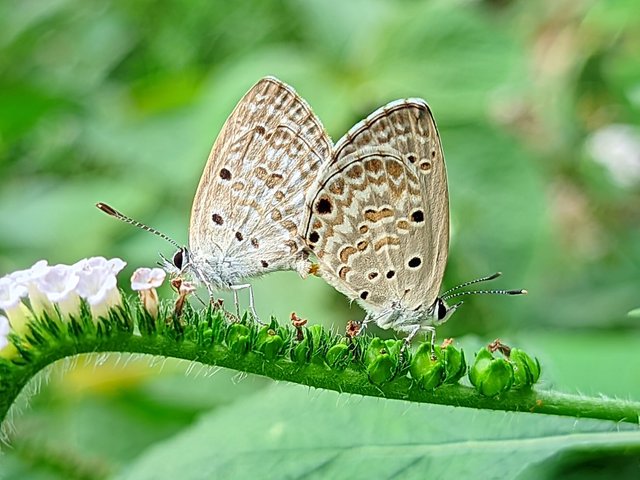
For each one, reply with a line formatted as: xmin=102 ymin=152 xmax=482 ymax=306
xmin=117 ymin=384 xmax=640 ymax=480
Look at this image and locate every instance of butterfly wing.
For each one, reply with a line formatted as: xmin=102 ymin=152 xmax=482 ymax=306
xmin=304 ymin=99 xmax=448 ymax=312
xmin=189 ymin=77 xmax=331 ymax=283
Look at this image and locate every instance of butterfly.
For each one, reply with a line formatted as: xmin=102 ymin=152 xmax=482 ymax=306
xmin=98 ymin=77 xmax=332 ymax=317
xmin=303 ymin=98 xmax=525 ymax=342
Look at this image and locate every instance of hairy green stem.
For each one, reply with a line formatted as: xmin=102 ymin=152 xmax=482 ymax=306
xmin=1 ymin=325 xmax=639 ymax=427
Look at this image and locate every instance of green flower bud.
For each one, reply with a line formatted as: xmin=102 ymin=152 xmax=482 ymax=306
xmin=383 ymin=339 xmax=404 ymax=360
xmin=410 ymin=342 xmax=444 ymax=390
xmin=255 ymin=326 xmax=284 ymax=360
xmin=225 ymin=323 xmax=251 ymax=355
xmin=365 ymin=338 xmax=388 ymax=366
xmin=469 ymin=347 xmax=514 ymax=396
xmin=326 ymin=343 xmax=350 ymax=369
xmin=435 ymin=343 xmax=467 ymax=385
xmin=365 ymin=338 xmax=403 ymax=385
xmin=510 ymin=348 xmax=541 ymax=388
xmin=365 ymin=338 xmax=403 ymax=365
xmin=468 ymin=347 xmax=492 ymax=386
xmin=202 ymin=328 xmax=213 ymax=341
xmin=290 ymin=324 xmax=326 ymax=365
xmin=291 ymin=334 xmax=311 ymax=364
xmin=308 ymin=324 xmax=324 ymax=341
xmin=308 ymin=324 xmax=326 ymax=359
xmin=367 ymin=353 xmax=396 ymax=385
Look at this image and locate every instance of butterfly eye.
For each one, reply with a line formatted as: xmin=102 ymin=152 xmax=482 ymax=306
xmin=437 ymin=299 xmax=448 ymax=321
xmin=173 ymin=249 xmax=184 ymax=270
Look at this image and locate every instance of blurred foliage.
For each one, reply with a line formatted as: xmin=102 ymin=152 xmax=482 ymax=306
xmin=0 ymin=0 xmax=639 ymax=478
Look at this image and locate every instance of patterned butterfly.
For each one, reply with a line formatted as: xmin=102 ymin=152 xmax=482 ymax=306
xmin=303 ymin=98 xmax=525 ymax=342
xmin=99 ymin=77 xmax=331 ymax=317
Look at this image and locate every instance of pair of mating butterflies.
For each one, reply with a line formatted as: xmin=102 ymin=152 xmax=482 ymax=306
xmin=99 ymin=76 xmax=524 ymax=342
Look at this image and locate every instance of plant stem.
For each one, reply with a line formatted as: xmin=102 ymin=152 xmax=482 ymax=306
xmin=2 ymin=330 xmax=639 ymax=427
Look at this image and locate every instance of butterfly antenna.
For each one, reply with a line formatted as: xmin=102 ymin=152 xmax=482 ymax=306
xmin=442 ymin=288 xmax=527 ymax=302
xmin=441 ymin=272 xmax=503 ymax=297
xmin=96 ymin=202 xmax=181 ymax=250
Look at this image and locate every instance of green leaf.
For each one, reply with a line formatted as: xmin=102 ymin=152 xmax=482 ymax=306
xmin=116 ymin=385 xmax=640 ymax=479
xmin=628 ymin=308 xmax=640 ymax=318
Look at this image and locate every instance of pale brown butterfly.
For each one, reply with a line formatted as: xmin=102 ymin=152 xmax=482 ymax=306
xmin=303 ymin=98 xmax=525 ymax=342
xmin=98 ymin=76 xmax=331 ymax=318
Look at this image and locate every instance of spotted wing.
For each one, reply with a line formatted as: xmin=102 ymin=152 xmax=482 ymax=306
xmin=189 ymin=77 xmax=331 ymax=278
xmin=304 ymin=99 xmax=448 ymax=312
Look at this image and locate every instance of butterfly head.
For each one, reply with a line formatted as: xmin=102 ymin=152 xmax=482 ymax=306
xmin=430 ymin=297 xmax=461 ymax=326
xmin=433 ymin=272 xmax=527 ymax=324
xmin=159 ymin=247 xmax=191 ymax=276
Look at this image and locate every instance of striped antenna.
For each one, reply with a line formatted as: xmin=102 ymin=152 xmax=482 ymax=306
xmin=441 ymin=272 xmax=503 ymax=297
xmin=442 ymin=288 xmax=527 ymax=302
xmin=96 ymin=202 xmax=181 ymax=250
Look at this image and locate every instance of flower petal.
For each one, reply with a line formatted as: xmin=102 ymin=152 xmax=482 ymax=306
xmin=75 ymin=257 xmax=127 ymax=275
xmin=35 ymin=264 xmax=80 ymax=303
xmin=131 ymin=267 xmax=166 ymax=291
xmin=0 ymin=277 xmax=27 ymax=310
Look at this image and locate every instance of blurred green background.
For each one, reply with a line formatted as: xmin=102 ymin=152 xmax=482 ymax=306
xmin=1 ymin=0 xmax=639 ymax=478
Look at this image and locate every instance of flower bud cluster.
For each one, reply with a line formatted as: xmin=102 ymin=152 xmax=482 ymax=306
xmin=469 ymin=342 xmax=540 ymax=396
xmin=409 ymin=340 xmax=467 ymax=390
xmin=291 ymin=323 xmax=333 ymax=366
xmin=364 ymin=338 xmax=405 ymax=385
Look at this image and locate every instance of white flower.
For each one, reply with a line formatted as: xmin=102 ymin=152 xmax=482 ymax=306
xmin=0 ymin=314 xmax=10 ymax=351
xmin=0 ymin=276 xmax=32 ymax=334
xmin=0 ymin=276 xmax=27 ymax=310
xmin=8 ymin=260 xmax=50 ymax=317
xmin=35 ymin=265 xmax=80 ymax=303
xmin=33 ymin=264 xmax=81 ymax=318
xmin=131 ymin=267 xmax=165 ymax=318
xmin=74 ymin=256 xmax=126 ymax=275
xmin=131 ymin=268 xmax=166 ymax=291
xmin=1 ymin=257 xmax=127 ymax=328
xmin=8 ymin=259 xmax=49 ymax=286
xmin=75 ymin=260 xmax=124 ymax=320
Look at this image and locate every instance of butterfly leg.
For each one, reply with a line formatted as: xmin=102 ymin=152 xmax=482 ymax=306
xmin=203 ymin=282 xmax=218 ymax=307
xmin=401 ymin=325 xmax=436 ymax=353
xmin=358 ymin=314 xmax=373 ymax=336
xmin=232 ymin=288 xmax=241 ymax=318
xmin=229 ymin=283 xmax=264 ymax=325
xmin=246 ymin=284 xmax=264 ymax=324
xmin=404 ymin=324 xmax=422 ymax=345
xmin=426 ymin=327 xmax=437 ymax=354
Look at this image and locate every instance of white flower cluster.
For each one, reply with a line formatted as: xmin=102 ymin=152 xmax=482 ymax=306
xmin=0 ymin=257 xmax=127 ymax=354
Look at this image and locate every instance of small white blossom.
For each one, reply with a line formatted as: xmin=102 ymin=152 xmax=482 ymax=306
xmin=75 ymin=260 xmax=124 ymax=320
xmin=8 ymin=259 xmax=49 ymax=286
xmin=131 ymin=268 xmax=165 ymax=318
xmin=0 ymin=314 xmax=11 ymax=351
xmin=0 ymin=276 xmax=27 ymax=309
xmin=8 ymin=260 xmax=50 ymax=316
xmin=0 ymin=276 xmax=32 ymax=334
xmin=131 ymin=268 xmax=166 ymax=291
xmin=74 ymin=256 xmax=126 ymax=275
xmin=33 ymin=264 xmax=81 ymax=318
